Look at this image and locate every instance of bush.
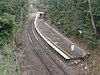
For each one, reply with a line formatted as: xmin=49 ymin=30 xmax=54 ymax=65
xmin=0 ymin=13 xmax=20 ymax=46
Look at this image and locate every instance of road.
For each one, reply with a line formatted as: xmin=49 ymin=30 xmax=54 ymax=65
xmin=19 ymin=16 xmax=77 ymax=75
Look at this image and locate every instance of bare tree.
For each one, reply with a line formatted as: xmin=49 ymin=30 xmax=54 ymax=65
xmin=88 ymin=0 xmax=97 ymax=35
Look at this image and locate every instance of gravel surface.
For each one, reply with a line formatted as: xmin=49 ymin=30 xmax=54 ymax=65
xmin=20 ymin=22 xmax=51 ymax=75
xmin=19 ymin=18 xmax=77 ymax=75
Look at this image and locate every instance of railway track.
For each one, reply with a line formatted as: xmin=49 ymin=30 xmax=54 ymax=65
xmin=27 ymin=18 xmax=77 ymax=75
xmin=28 ymin=19 xmax=68 ymax=75
xmin=21 ymin=21 xmax=51 ymax=75
xmin=20 ymin=13 xmax=78 ymax=74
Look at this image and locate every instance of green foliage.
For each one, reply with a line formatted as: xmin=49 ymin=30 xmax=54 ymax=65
xmin=0 ymin=45 xmax=20 ymax=75
xmin=0 ymin=0 xmax=29 ymax=74
xmin=0 ymin=13 xmax=20 ymax=46
xmin=37 ymin=0 xmax=100 ymax=49
xmin=0 ymin=0 xmax=28 ymax=47
xmin=0 ymin=2 xmax=14 ymax=15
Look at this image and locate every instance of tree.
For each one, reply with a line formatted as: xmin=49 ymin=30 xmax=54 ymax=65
xmin=0 ymin=0 xmax=29 ymax=47
xmin=88 ymin=0 xmax=97 ymax=35
xmin=36 ymin=0 xmax=100 ymax=49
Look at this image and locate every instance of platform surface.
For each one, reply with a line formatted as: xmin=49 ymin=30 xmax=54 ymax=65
xmin=36 ymin=19 xmax=86 ymax=59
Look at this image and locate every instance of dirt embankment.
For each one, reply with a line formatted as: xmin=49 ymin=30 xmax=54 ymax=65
xmin=48 ymin=22 xmax=100 ymax=75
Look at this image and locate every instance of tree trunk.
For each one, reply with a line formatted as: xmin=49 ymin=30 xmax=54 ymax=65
xmin=88 ymin=0 xmax=97 ymax=35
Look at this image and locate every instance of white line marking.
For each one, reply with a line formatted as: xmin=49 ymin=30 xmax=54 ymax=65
xmin=34 ymin=14 xmax=70 ymax=59
xmin=44 ymin=22 xmax=86 ymax=57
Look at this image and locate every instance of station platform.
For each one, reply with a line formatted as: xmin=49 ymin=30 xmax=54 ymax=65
xmin=35 ymin=18 xmax=86 ymax=59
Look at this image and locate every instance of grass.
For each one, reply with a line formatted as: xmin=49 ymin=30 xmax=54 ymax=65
xmin=0 ymin=45 xmax=22 ymax=75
